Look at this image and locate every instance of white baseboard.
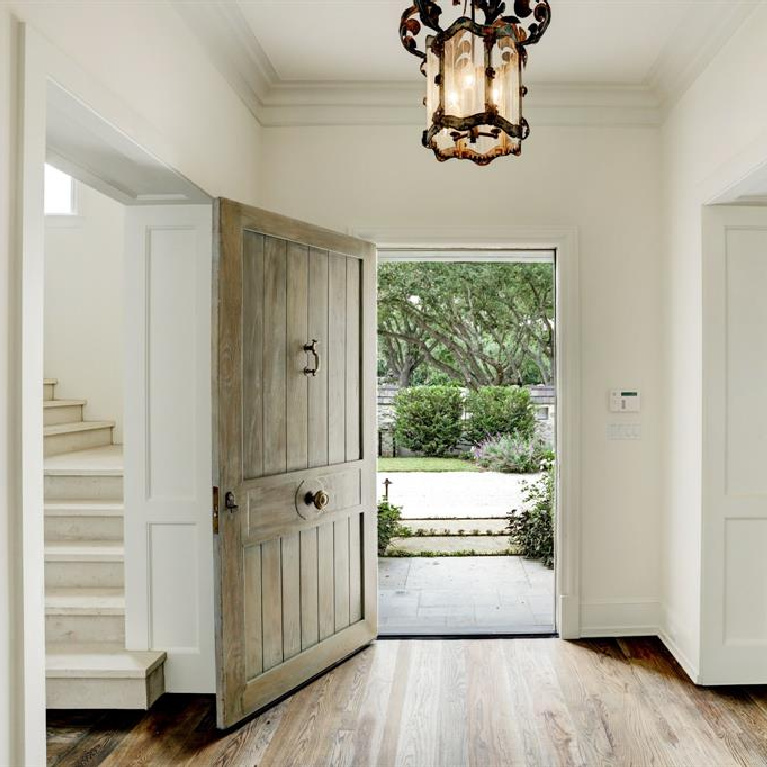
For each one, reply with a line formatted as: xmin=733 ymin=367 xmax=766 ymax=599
xmin=658 ymin=628 xmax=700 ymax=683
xmin=579 ymin=598 xmax=661 ymax=638
xmin=575 ymin=599 xmax=701 ymax=683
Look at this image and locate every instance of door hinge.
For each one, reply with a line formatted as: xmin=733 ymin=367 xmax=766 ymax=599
xmin=212 ymin=486 xmax=220 ymax=535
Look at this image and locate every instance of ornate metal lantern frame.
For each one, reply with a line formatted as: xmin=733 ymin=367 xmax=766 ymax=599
xmin=400 ymin=0 xmax=551 ymax=166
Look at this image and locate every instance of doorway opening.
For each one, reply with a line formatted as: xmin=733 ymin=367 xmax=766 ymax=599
xmin=376 ymin=250 xmax=557 ymax=636
xmin=36 ymin=78 xmax=214 ymax=721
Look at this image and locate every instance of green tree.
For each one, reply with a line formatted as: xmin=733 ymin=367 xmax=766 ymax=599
xmin=377 ymin=262 xmax=555 ymax=388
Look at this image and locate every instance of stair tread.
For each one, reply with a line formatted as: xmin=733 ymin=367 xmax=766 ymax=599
xmin=44 ymin=399 xmax=87 ymax=409
xmin=45 ymin=501 xmax=124 ymax=517
xmin=46 ymin=645 xmax=166 ymax=679
xmin=44 ymin=446 xmax=124 ymax=476
xmin=44 ymin=420 xmax=115 ymax=437
xmin=45 ymin=541 xmax=124 ymax=562
xmin=46 ymin=588 xmax=125 ymax=615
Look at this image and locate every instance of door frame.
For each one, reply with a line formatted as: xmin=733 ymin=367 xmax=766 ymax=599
xmin=14 ymin=24 xmax=215 ymax=763
xmin=355 ymin=225 xmax=582 ymax=639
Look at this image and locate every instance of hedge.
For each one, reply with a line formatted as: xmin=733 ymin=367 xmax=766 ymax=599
xmin=393 ymin=385 xmax=463 ymax=457
xmin=464 ymin=386 xmax=536 ymax=446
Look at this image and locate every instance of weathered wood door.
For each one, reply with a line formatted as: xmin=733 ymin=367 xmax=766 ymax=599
xmin=213 ymin=199 xmax=377 ymax=728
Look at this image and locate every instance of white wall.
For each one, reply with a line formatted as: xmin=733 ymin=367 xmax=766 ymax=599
xmin=45 ymin=183 xmax=125 ymax=441
xmin=660 ymin=2 xmax=767 ymax=680
xmin=0 ymin=2 xmax=265 ymax=762
xmin=260 ymin=122 xmax=665 ymax=633
xmin=0 ymin=9 xmax=19 ymax=767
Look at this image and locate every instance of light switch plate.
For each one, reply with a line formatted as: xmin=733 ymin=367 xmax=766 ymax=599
xmin=607 ymin=423 xmax=641 ymax=440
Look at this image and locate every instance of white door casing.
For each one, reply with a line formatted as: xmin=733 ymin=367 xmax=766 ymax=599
xmin=124 ymin=204 xmax=215 ymax=692
xmin=702 ymin=204 xmax=767 ymax=684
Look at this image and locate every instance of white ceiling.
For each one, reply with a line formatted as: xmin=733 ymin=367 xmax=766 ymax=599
xmin=236 ymin=0 xmax=738 ymax=87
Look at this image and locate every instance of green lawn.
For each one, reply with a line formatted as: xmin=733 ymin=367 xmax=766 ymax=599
xmin=377 ymin=457 xmax=480 ymax=473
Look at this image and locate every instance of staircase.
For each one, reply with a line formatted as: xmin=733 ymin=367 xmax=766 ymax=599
xmin=44 ymin=378 xmax=166 ymax=710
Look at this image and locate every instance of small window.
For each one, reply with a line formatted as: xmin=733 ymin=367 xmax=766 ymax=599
xmin=44 ymin=164 xmax=76 ymax=215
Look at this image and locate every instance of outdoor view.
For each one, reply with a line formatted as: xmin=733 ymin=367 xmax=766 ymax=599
xmin=376 ymin=258 xmax=556 ymax=635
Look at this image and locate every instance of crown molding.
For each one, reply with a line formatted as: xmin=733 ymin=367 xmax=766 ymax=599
xmin=172 ymin=0 xmax=274 ymax=108
xmin=646 ymin=0 xmax=758 ymax=113
xmin=175 ymin=2 xmax=663 ymax=128
xmin=256 ymin=82 xmax=661 ymax=127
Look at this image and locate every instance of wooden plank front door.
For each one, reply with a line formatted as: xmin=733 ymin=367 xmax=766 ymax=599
xmin=213 ymin=199 xmax=377 ymax=728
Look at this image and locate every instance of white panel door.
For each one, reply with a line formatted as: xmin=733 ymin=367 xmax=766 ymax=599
xmin=702 ymin=205 xmax=767 ymax=684
xmin=124 ymin=204 xmax=215 ymax=692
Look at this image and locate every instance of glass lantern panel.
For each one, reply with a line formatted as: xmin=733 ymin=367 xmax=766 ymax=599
xmin=496 ymin=37 xmax=521 ymax=126
xmin=444 ymin=29 xmax=484 ymax=118
xmin=426 ymin=40 xmax=440 ymax=128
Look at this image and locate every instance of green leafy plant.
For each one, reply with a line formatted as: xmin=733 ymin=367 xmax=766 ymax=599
xmin=508 ymin=460 xmax=555 ymax=567
xmin=464 ymin=386 xmax=536 ymax=446
xmin=473 ymin=433 xmax=549 ymax=474
xmin=377 ymin=500 xmax=404 ymax=556
xmin=394 ymin=385 xmax=463 ymax=457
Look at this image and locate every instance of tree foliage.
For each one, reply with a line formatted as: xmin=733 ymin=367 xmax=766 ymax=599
xmin=378 ymin=262 xmax=555 ymax=388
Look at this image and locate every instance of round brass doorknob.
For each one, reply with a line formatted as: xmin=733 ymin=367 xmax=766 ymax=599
xmin=306 ymin=490 xmax=330 ymax=511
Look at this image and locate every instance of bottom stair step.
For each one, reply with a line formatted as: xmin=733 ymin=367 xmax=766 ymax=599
xmin=46 ymin=644 xmax=166 ymax=710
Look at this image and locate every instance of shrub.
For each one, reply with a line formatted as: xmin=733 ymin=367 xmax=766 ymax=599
xmin=508 ymin=460 xmax=555 ymax=567
xmin=394 ymin=385 xmax=463 ymax=457
xmin=464 ymin=386 xmax=536 ymax=445
xmin=377 ymin=500 xmax=403 ymax=556
xmin=473 ymin=433 xmax=549 ymax=474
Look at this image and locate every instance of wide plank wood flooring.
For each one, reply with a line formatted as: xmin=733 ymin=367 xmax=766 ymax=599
xmin=47 ymin=637 xmax=767 ymax=766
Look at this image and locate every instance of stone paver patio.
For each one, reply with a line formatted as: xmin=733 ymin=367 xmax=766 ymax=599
xmin=377 ymin=471 xmax=541 ymax=519
xmin=378 ymin=556 xmax=555 ymax=635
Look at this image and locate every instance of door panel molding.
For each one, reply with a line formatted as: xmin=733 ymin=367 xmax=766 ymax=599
xmin=701 ymin=206 xmax=767 ymax=684
xmin=124 ymin=204 xmax=215 ymax=693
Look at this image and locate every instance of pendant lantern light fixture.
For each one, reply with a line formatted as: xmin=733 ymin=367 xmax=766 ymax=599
xmin=400 ymin=0 xmax=551 ymax=166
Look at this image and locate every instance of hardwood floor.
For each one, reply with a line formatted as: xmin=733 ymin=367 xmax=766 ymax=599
xmin=47 ymin=637 xmax=767 ymax=767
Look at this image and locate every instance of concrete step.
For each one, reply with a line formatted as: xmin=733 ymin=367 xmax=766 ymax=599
xmin=46 ymin=644 xmax=166 ymax=710
xmin=44 ymin=399 xmax=87 ymax=426
xmin=44 ymin=378 xmax=58 ymax=402
xmin=45 ymin=589 xmax=125 ymax=645
xmin=44 ymin=446 xmax=124 ymax=501
xmin=400 ymin=518 xmax=509 ymax=536
xmin=45 ymin=502 xmax=124 ymax=542
xmin=44 ymin=421 xmax=115 ymax=457
xmin=388 ymin=535 xmax=518 ymax=555
xmin=45 ymin=542 xmax=124 ymax=589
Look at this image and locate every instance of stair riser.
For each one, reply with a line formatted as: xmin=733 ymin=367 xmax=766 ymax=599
xmin=45 ymin=516 xmax=124 ymax=542
xmin=44 ymin=427 xmax=113 ymax=457
xmin=45 ymin=562 xmax=124 ymax=589
xmin=46 ymin=667 xmax=164 ymax=710
xmin=44 ymin=405 xmax=84 ymax=426
xmin=46 ymin=615 xmax=125 ymax=645
xmin=44 ymin=383 xmax=55 ymax=401
xmin=45 ymin=475 xmax=123 ymax=502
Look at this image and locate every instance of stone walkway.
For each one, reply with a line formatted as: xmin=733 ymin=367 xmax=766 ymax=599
xmin=377 ymin=471 xmax=541 ymax=519
xmin=378 ymin=556 xmax=555 ymax=635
